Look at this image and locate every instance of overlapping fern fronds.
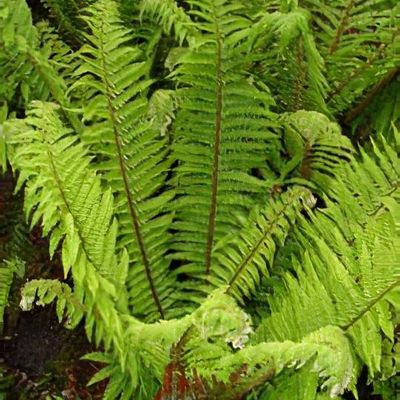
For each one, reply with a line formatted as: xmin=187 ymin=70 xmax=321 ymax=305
xmin=0 ymin=0 xmax=81 ymax=131
xmin=256 ymin=128 xmax=400 ymax=396
xmin=1 ymin=0 xmax=400 ymax=399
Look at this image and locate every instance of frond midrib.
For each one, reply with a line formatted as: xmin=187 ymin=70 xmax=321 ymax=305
xmin=97 ymin=20 xmax=165 ymax=319
xmin=205 ymin=16 xmax=224 ymax=277
xmin=226 ymin=202 xmax=290 ymax=293
xmin=342 ymin=278 xmax=400 ymax=331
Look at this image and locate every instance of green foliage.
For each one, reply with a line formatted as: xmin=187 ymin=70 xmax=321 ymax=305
xmin=71 ymin=0 xmax=175 ymax=320
xmin=0 ymin=0 xmax=399 ymax=399
xmin=0 ymin=257 xmax=24 ymax=332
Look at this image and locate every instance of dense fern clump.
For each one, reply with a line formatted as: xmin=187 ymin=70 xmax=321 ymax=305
xmin=0 ymin=0 xmax=399 ymax=399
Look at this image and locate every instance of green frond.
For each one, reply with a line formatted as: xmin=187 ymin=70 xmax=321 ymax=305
xmin=0 ymin=0 xmax=81 ymax=130
xmin=200 ymin=326 xmax=355 ymax=399
xmin=169 ymin=0 xmax=279 ymax=296
xmin=248 ymin=6 xmax=329 ymax=113
xmin=210 ymin=187 xmax=311 ymax=301
xmin=2 ymin=1 xmax=400 ymax=398
xmin=84 ymin=288 xmax=253 ymax=399
xmin=301 ymin=0 xmax=400 ymax=116
xmin=0 ymin=257 xmax=24 ymax=332
xmin=40 ymin=0 xmax=91 ymax=42
xmin=0 ymin=104 xmax=8 ymax=173
xmin=20 ymin=278 xmax=83 ymax=326
xmin=71 ymin=0 xmax=175 ymax=321
xmin=279 ymin=110 xmax=353 ymax=189
xmin=345 ymin=77 xmax=400 ymax=141
xmin=6 ymin=102 xmax=129 ymax=361
xmin=257 ymin=131 xmax=400 ymax=380
xmin=139 ymin=0 xmax=195 ymax=44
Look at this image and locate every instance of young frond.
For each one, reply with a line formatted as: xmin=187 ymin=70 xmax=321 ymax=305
xmin=199 ymin=326 xmax=355 ymax=399
xmin=279 ymin=110 xmax=353 ymax=189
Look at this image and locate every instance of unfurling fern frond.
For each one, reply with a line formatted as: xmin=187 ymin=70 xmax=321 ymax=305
xmin=169 ymin=0 xmax=279 ymax=303
xmin=198 ymin=326 xmax=355 ymax=399
xmin=279 ymin=110 xmax=353 ymax=189
xmin=70 ymin=0 xmax=175 ymax=321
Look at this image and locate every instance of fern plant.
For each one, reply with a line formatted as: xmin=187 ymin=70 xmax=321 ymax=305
xmin=0 ymin=0 xmax=399 ymax=399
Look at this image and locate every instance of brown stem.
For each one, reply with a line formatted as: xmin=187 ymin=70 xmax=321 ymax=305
xmin=98 ymin=25 xmax=165 ymax=319
xmin=327 ymin=44 xmax=387 ymax=103
xmin=205 ymin=23 xmax=224 ymax=276
xmin=226 ymin=202 xmax=291 ymax=294
xmin=328 ymin=0 xmax=354 ymax=55
xmin=343 ymin=68 xmax=399 ymax=125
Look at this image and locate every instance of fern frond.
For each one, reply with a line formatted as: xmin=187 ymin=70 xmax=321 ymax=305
xmin=40 ymin=0 xmax=89 ymax=42
xmin=0 ymin=0 xmax=81 ymax=130
xmin=20 ymin=278 xmax=83 ymax=325
xmin=85 ymin=288 xmax=253 ymax=399
xmin=139 ymin=0 xmax=194 ymax=44
xmin=257 ymin=130 xmax=400 ymax=380
xmin=70 ymin=0 xmax=175 ymax=321
xmin=302 ymin=0 xmax=400 ymax=116
xmin=6 ymin=102 xmax=129 ymax=361
xmin=210 ymin=187 xmax=311 ymax=301
xmin=0 ymin=257 xmax=24 ymax=332
xmin=279 ymin=110 xmax=353 ymax=189
xmin=169 ymin=0 xmax=279 ymax=296
xmin=198 ymin=326 xmax=355 ymax=399
xmin=248 ymin=5 xmax=329 ymax=113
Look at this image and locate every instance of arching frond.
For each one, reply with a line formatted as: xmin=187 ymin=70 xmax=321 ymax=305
xmin=71 ymin=0 xmax=175 ymax=321
xmin=257 ymin=130 xmax=400 ymax=381
xmin=1 ymin=1 xmax=400 ymax=398
xmin=6 ymin=102 xmax=129 ymax=361
xmin=0 ymin=0 xmax=81 ymax=130
xmin=139 ymin=0 xmax=194 ymax=44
